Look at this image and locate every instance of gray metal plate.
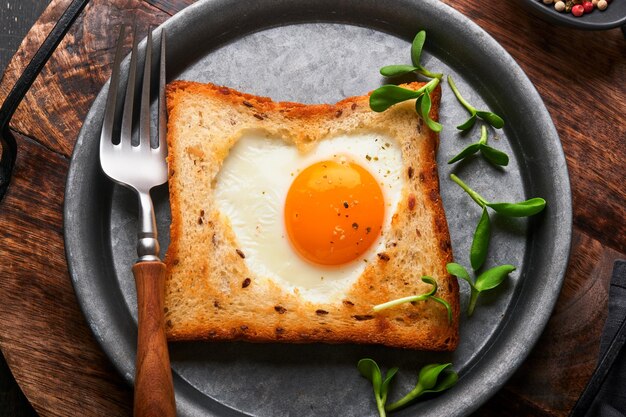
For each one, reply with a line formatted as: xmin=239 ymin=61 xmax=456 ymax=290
xmin=64 ymin=1 xmax=572 ymax=416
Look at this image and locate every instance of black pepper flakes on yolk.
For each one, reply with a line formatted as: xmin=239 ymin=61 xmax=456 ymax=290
xmin=284 ymin=160 xmax=384 ymax=266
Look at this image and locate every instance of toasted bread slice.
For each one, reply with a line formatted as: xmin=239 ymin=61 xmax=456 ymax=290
xmin=164 ymin=80 xmax=459 ymax=351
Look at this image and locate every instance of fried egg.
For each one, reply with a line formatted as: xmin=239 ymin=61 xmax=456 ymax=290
xmin=214 ymin=130 xmax=404 ymax=302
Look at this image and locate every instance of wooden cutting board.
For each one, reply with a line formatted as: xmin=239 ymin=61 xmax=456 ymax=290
xmin=0 ymin=0 xmax=624 ymax=416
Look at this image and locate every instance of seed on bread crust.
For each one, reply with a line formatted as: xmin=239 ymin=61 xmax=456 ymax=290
xmin=408 ymin=194 xmax=416 ymax=211
xmin=377 ymin=252 xmax=390 ymax=261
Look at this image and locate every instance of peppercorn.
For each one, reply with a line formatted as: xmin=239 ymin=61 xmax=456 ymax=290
xmin=572 ymin=4 xmax=585 ymax=15
xmin=555 ymin=1 xmax=566 ymax=11
xmin=597 ymin=0 xmax=608 ymax=10
xmin=565 ymin=0 xmax=574 ymax=12
xmin=582 ymin=1 xmax=594 ymax=12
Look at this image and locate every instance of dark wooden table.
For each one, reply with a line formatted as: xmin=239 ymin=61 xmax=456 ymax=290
xmin=0 ymin=2 xmax=51 ymax=415
xmin=0 ymin=0 xmax=624 ymax=416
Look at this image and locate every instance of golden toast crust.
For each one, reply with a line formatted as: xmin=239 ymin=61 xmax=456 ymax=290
xmin=164 ymin=81 xmax=459 ymax=351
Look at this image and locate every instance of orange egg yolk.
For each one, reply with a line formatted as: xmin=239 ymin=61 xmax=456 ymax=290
xmin=284 ymin=160 xmax=385 ymax=266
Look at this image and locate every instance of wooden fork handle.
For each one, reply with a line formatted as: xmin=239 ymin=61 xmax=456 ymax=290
xmin=132 ymin=261 xmax=176 ymax=417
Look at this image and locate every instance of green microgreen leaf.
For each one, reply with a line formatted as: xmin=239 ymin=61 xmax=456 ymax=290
xmin=369 ymin=85 xmax=421 ymax=112
xmin=470 ymin=207 xmax=491 ymax=271
xmin=423 ymin=368 xmax=459 ymax=394
xmin=418 ymin=89 xmax=443 ymax=132
xmin=373 ymin=277 xmax=452 ymax=324
xmin=381 ymin=367 xmax=399 ymax=405
xmin=380 ymin=65 xmax=420 ymax=77
xmin=446 ymin=262 xmax=472 ymax=286
xmin=410 ymin=31 xmax=443 ymax=79
xmin=447 ymin=143 xmax=481 ymax=164
xmin=448 ymin=262 xmax=514 ymax=316
xmin=476 ymin=110 xmax=505 ymax=129
xmin=480 ymin=145 xmax=509 ymax=166
xmin=411 ymin=31 xmax=426 ymax=67
xmin=451 ymin=174 xmax=545 ymax=218
xmin=358 ymin=358 xmax=382 ymax=395
xmin=417 ymin=363 xmax=451 ymax=390
xmin=449 ymin=125 xmax=510 ymax=167
xmin=386 ymin=363 xmax=458 ymax=412
xmin=474 ymin=265 xmax=516 ymax=292
xmin=456 ymin=113 xmax=477 ymax=131
xmin=370 ymin=79 xmax=441 ymax=132
xmin=380 ymin=30 xmax=442 ymax=80
xmin=447 ymin=262 xmax=480 ymax=316
xmin=359 ymin=358 xmax=395 ymax=417
xmin=448 ymin=75 xmax=505 ymax=130
xmin=486 ymin=198 xmax=547 ymax=217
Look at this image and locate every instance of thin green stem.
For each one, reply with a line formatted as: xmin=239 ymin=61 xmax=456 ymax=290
xmin=467 ymin=288 xmax=479 ymax=316
xmin=478 ymin=125 xmax=488 ymax=145
xmin=386 ymin=384 xmax=423 ymax=412
xmin=373 ymin=295 xmax=426 ymax=312
xmin=417 ymin=66 xmax=443 ymax=79
xmin=376 ymin=398 xmax=387 ymax=417
xmin=447 ymin=75 xmax=476 ymax=114
xmin=450 ymin=174 xmax=487 ymax=208
xmin=422 ymin=76 xmax=440 ymax=94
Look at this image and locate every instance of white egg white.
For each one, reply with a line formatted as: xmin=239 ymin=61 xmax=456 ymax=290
xmin=213 ymin=130 xmax=404 ymax=302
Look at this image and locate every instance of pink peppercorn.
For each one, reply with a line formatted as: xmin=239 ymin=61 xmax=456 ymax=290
xmin=572 ymin=4 xmax=585 ymax=15
xmin=582 ymin=1 xmax=594 ymax=12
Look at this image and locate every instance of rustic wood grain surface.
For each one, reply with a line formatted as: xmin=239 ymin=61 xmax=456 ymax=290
xmin=0 ymin=0 xmax=624 ymax=416
xmin=0 ymin=1 xmax=52 ymax=416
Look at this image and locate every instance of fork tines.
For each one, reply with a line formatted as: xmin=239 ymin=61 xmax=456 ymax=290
xmin=100 ymin=25 xmax=167 ymax=157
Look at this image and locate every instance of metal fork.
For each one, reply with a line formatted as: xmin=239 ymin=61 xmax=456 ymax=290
xmin=100 ymin=26 xmax=176 ymax=417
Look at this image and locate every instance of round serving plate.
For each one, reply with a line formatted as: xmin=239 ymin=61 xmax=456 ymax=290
xmin=64 ymin=1 xmax=572 ymax=416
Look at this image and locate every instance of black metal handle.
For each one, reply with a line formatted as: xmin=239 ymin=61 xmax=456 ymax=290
xmin=0 ymin=0 xmax=90 ymax=203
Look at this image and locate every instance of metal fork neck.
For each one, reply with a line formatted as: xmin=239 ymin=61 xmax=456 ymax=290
xmin=136 ymin=190 xmax=160 ymax=262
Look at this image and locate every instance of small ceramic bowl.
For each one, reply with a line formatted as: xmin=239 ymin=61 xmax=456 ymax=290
xmin=520 ymin=0 xmax=626 ymax=30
